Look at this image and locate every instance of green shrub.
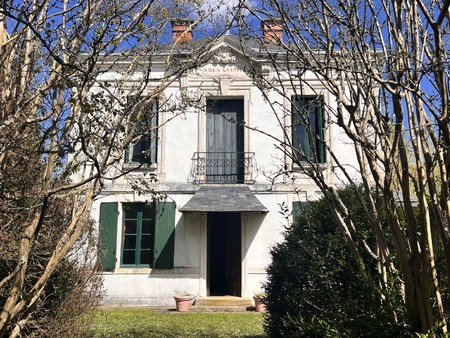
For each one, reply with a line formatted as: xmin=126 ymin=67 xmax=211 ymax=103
xmin=263 ymin=186 xmax=410 ymax=337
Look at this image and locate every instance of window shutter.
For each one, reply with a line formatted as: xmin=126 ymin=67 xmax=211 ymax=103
xmin=124 ymin=146 xmax=130 ymax=163
xmin=154 ymin=201 xmax=175 ymax=269
xmin=318 ymin=101 xmax=326 ymax=163
xmin=99 ymin=202 xmax=118 ymax=271
xmin=149 ymin=100 xmax=158 ymax=164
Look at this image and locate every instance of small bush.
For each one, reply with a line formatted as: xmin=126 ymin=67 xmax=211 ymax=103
xmin=263 ymin=186 xmax=410 ymax=337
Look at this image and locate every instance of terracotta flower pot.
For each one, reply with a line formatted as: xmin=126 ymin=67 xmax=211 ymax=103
xmin=174 ymin=295 xmax=194 ymax=312
xmin=253 ymin=295 xmax=266 ymax=313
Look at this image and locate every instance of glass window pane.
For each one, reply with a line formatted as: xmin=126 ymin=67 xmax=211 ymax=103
xmin=140 ymin=234 xmax=153 ymax=250
xmin=132 ymin=138 xmax=149 ymax=163
xmin=122 ymin=250 xmax=135 ymax=264
xmin=124 ymin=220 xmax=137 ymax=234
xmin=309 ymin=111 xmax=316 ymax=127
xmin=295 ymin=125 xmax=306 ymax=151
xmin=123 ymin=204 xmax=140 ymax=219
xmin=123 ymin=234 xmax=136 ymax=249
xmin=142 ymin=204 xmax=154 ymax=219
xmin=140 ymin=249 xmax=152 ymax=265
xmin=141 ymin=220 xmax=154 ymax=234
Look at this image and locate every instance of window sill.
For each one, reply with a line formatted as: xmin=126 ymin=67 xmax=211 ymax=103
xmin=292 ymin=162 xmax=328 ymax=171
xmin=114 ymin=267 xmax=154 ymax=274
xmin=102 ymin=267 xmax=199 ymax=275
xmin=123 ymin=162 xmax=157 ymax=171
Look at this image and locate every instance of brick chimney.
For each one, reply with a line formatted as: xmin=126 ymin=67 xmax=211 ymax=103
xmin=261 ymin=19 xmax=283 ymax=43
xmin=171 ymin=19 xmax=194 ymax=43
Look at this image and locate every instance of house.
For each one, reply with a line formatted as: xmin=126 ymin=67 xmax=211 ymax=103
xmin=91 ymin=19 xmax=359 ymax=306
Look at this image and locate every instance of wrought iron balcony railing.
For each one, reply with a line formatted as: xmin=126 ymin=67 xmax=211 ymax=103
xmin=188 ymin=152 xmax=256 ymax=184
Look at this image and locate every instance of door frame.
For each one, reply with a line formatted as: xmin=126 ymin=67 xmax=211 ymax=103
xmin=206 ymin=212 xmax=242 ymax=296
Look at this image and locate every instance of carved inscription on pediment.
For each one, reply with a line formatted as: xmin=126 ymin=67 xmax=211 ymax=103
xmin=200 ymin=64 xmax=245 ymax=74
xmin=191 ymin=48 xmax=248 ymax=79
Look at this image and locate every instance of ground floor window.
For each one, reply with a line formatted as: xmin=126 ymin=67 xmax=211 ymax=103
xmin=122 ymin=203 xmax=155 ymax=266
xmin=98 ymin=201 xmax=175 ymax=271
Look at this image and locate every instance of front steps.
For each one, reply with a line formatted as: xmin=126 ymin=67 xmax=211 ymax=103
xmin=192 ymin=296 xmax=254 ymax=312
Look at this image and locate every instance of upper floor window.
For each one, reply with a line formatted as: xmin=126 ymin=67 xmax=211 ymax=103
xmin=291 ymin=96 xmax=326 ymax=164
xmin=125 ymin=98 xmax=158 ymax=164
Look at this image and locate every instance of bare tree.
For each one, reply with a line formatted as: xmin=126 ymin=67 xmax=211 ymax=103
xmin=236 ymin=0 xmax=450 ymax=334
xmin=0 ymin=0 xmax=230 ymax=336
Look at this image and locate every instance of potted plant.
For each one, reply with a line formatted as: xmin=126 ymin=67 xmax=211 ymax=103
xmin=253 ymin=292 xmax=266 ymax=313
xmin=174 ymin=293 xmax=195 ymax=312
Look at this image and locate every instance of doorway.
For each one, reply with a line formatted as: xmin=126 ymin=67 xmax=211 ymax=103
xmin=207 ymin=212 xmax=241 ymax=296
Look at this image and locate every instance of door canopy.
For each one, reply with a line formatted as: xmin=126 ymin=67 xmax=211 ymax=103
xmin=180 ymin=186 xmax=268 ymax=213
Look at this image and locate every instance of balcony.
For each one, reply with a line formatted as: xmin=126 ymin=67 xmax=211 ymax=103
xmin=188 ymin=152 xmax=256 ymax=184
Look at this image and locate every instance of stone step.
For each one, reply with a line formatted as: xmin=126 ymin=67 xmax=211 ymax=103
xmin=194 ymin=296 xmax=253 ymax=307
xmin=190 ymin=305 xmax=252 ymax=312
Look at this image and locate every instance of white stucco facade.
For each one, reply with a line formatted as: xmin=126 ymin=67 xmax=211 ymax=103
xmin=91 ymin=34 xmax=360 ymax=306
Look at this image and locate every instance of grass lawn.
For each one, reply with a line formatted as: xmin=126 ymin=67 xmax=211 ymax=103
xmin=86 ymin=308 xmax=267 ymax=337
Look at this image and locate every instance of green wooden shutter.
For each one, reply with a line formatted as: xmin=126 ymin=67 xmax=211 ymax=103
xmin=124 ymin=144 xmax=129 ymax=163
xmin=149 ymin=100 xmax=158 ymax=164
xmin=154 ymin=201 xmax=175 ymax=269
xmin=99 ymin=202 xmax=118 ymax=271
xmin=318 ymin=99 xmax=326 ymax=163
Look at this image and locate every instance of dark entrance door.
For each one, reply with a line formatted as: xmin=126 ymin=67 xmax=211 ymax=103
xmin=207 ymin=212 xmax=241 ymax=296
xmin=206 ymin=99 xmax=244 ymax=183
